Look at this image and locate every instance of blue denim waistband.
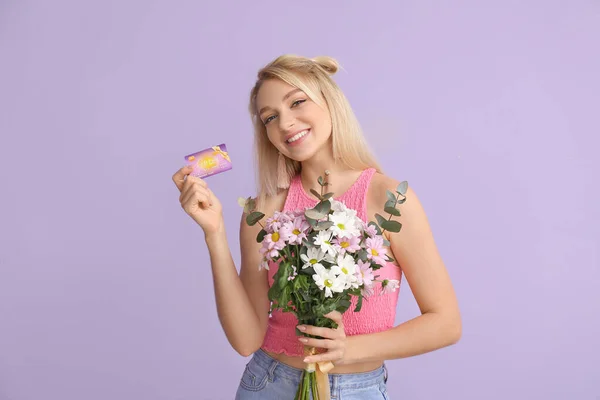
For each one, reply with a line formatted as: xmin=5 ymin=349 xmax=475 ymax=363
xmin=252 ymin=348 xmax=387 ymax=390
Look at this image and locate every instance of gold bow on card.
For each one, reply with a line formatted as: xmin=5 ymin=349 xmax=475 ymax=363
xmin=211 ymin=145 xmax=230 ymax=162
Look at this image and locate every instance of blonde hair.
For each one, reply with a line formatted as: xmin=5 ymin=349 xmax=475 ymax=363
xmin=248 ymin=54 xmax=383 ymax=211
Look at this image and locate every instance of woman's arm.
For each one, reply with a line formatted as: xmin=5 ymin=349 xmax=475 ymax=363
xmin=342 ymin=184 xmax=461 ymax=364
xmin=204 ymin=213 xmax=271 ymax=357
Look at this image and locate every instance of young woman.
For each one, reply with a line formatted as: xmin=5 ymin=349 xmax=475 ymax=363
xmin=172 ymin=55 xmax=461 ymax=399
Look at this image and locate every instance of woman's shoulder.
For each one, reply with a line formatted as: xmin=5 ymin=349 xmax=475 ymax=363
xmin=369 ymin=170 xmax=413 ymax=204
xmin=240 ymin=188 xmax=289 ymax=221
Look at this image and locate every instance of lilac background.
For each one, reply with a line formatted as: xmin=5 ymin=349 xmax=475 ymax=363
xmin=1 ymin=1 xmax=598 ymax=399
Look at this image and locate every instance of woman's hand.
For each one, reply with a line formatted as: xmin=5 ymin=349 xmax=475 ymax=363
xmin=172 ymin=166 xmax=224 ymax=235
xmin=297 ymin=311 xmax=348 ymax=366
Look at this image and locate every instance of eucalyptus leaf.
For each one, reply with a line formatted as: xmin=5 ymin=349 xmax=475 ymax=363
xmin=381 ymin=220 xmax=402 ymax=233
xmin=305 ymin=208 xmax=326 ymax=220
xmin=315 ymin=221 xmax=334 ymax=231
xmin=383 ymin=238 xmax=390 ymax=247
xmin=305 ymin=216 xmax=318 ymax=228
xmin=322 ymin=192 xmax=335 ymax=201
xmin=256 ymin=229 xmax=267 ymax=243
xmin=385 ymin=199 xmax=397 ymax=209
xmin=386 ymin=254 xmax=396 ymax=263
xmin=246 ymin=211 xmax=265 ymax=226
xmin=310 ymin=189 xmax=323 ymax=200
xmin=375 ymin=213 xmax=387 ymax=228
xmin=397 ymin=197 xmax=406 ymax=205
xmin=386 ymin=190 xmax=396 ymax=203
xmin=314 ymin=200 xmax=331 ymax=215
xmin=397 ymin=181 xmax=408 ymax=195
xmin=384 ymin=206 xmax=401 ymax=217
xmin=318 ymin=176 xmax=325 ymax=186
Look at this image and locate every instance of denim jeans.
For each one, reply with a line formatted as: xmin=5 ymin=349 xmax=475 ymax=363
xmin=235 ymin=348 xmax=390 ymax=399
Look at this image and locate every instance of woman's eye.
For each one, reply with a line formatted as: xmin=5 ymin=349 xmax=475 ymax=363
xmin=264 ymin=115 xmax=276 ymax=124
xmin=291 ymin=99 xmax=306 ymax=107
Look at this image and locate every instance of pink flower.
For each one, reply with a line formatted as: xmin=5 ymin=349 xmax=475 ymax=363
xmin=265 ymin=211 xmax=292 ymax=233
xmin=260 ymin=231 xmax=286 ymax=260
xmin=355 ymin=260 xmax=375 ymax=286
xmin=361 ymin=284 xmax=374 ymax=297
xmin=364 ymin=224 xmax=378 ymax=238
xmin=381 ymin=279 xmax=400 ymax=295
xmin=365 ymin=236 xmax=388 ymax=266
xmin=259 ymin=245 xmax=279 ymax=260
xmin=280 ymin=217 xmax=310 ymax=245
xmin=333 ymin=235 xmax=361 ymax=255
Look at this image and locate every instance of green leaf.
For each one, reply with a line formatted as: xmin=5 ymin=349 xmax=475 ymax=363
xmin=383 ymin=238 xmax=390 ymax=247
xmin=338 ymin=298 xmax=351 ymax=309
xmin=305 ymin=216 xmax=318 ymax=228
xmin=314 ymin=200 xmax=331 ymax=215
xmin=314 ymin=221 xmax=334 ymax=231
xmin=268 ymin=282 xmax=281 ymax=301
xmin=280 ymin=285 xmax=291 ymax=308
xmin=246 ymin=211 xmax=265 ymax=226
xmin=386 ymin=254 xmax=396 ymax=263
xmin=386 ymin=190 xmax=396 ymax=204
xmin=318 ymin=176 xmax=325 ymax=186
xmin=384 ymin=206 xmax=401 ymax=216
xmin=354 ymin=294 xmax=363 ymax=312
xmin=310 ymin=189 xmax=323 ymax=200
xmin=277 ymin=262 xmax=290 ymax=289
xmin=396 ymin=181 xmax=408 ymax=196
xmin=357 ymin=249 xmax=369 ymax=262
xmin=385 ymin=199 xmax=396 ymax=209
xmin=397 ymin=197 xmax=406 ymax=205
xmin=381 ymin=220 xmax=402 ymax=233
xmin=305 ymin=208 xmax=326 ymax=220
xmin=322 ymin=192 xmax=335 ymax=201
xmin=375 ymin=213 xmax=387 ymax=228
xmin=256 ymin=229 xmax=267 ymax=242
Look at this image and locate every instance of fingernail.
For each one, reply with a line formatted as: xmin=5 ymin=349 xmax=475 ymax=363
xmin=303 ymin=358 xmax=310 ymax=363
xmin=297 ymin=325 xmax=306 ymax=331
xmin=298 ymin=337 xmax=308 ymax=343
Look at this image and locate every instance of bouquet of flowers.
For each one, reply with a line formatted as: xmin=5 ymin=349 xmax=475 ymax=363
xmin=240 ymin=174 xmax=407 ymax=400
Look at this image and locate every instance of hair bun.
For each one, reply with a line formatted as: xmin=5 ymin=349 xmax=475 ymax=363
xmin=311 ymin=56 xmax=339 ymax=75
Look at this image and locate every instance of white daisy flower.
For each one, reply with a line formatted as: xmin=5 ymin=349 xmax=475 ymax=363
xmin=312 ymin=264 xmax=346 ymax=298
xmin=300 ymin=247 xmax=334 ymax=270
xmin=331 ymin=253 xmax=359 ymax=289
xmin=329 ymin=211 xmax=360 ymax=238
xmin=313 ymin=230 xmax=337 ymax=257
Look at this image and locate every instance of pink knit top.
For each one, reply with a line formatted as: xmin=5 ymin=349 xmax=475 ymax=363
xmin=261 ymin=168 xmax=402 ymax=356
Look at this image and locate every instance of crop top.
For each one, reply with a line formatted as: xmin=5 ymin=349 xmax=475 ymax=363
xmin=261 ymin=168 xmax=402 ymax=356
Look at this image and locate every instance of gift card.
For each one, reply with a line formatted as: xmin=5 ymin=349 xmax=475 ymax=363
xmin=183 ymin=143 xmax=232 ymax=178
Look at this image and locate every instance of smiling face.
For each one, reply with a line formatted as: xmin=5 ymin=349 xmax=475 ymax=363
xmin=255 ymin=78 xmax=333 ymax=162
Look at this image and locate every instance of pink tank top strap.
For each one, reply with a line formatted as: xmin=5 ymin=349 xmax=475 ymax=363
xmin=283 ymin=167 xmax=377 ymax=222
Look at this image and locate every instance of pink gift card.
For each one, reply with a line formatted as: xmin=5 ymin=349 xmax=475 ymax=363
xmin=183 ymin=143 xmax=232 ymax=178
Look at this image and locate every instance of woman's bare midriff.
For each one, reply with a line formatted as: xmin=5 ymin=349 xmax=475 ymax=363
xmin=263 ymin=348 xmax=383 ymax=374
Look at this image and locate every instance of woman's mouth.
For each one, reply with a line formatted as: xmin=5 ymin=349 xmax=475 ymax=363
xmin=286 ymin=129 xmax=311 ymax=146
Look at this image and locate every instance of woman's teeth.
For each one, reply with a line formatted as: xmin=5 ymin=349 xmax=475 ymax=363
xmin=287 ymin=130 xmax=309 ymax=143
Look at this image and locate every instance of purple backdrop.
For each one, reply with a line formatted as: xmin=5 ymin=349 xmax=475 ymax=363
xmin=1 ymin=1 xmax=598 ymax=399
